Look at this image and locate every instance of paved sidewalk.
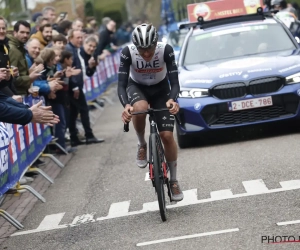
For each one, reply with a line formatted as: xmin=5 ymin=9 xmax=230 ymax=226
xmin=0 ymin=154 xmax=73 ymax=244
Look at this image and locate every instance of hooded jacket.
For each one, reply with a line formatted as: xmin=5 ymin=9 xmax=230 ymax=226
xmin=7 ymin=34 xmax=30 ymax=95
xmin=30 ymin=31 xmax=48 ymax=50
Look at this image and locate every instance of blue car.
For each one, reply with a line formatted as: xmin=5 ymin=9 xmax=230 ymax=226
xmin=164 ymin=22 xmax=189 ymax=61
xmin=176 ymin=9 xmax=300 ymax=148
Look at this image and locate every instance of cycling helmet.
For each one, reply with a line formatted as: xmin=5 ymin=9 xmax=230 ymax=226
xmin=132 ymin=23 xmax=158 ymax=49
xmin=271 ymin=0 xmax=282 ymax=5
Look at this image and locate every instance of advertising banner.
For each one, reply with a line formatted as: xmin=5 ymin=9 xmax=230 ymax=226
xmin=187 ymin=0 xmax=264 ymax=22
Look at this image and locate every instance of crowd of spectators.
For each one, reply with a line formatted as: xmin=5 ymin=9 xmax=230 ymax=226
xmin=0 ymin=6 xmax=143 ymax=184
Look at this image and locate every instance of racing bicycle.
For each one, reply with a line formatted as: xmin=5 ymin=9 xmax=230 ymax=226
xmin=123 ymin=106 xmax=181 ymax=221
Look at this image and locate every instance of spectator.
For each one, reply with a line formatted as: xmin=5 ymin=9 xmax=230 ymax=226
xmin=8 ymin=20 xmax=40 ymax=95
xmin=49 ymin=46 xmax=77 ymax=154
xmin=82 ymin=28 xmax=95 ymax=40
xmin=95 ymin=20 xmax=118 ymax=60
xmin=98 ymin=17 xmax=111 ymax=33
xmin=57 ymin=20 xmax=72 ymax=36
xmin=59 ymin=50 xmax=81 ymax=146
xmin=86 ymin=16 xmax=97 ymax=31
xmin=72 ymin=19 xmax=83 ymax=31
xmin=0 ymin=16 xmax=19 ymax=98
xmin=291 ymin=2 xmax=300 ymax=18
xmin=48 ymin=34 xmax=67 ymax=49
xmin=116 ymin=22 xmax=132 ymax=46
xmin=26 ymin=38 xmax=58 ymax=97
xmin=31 ymin=23 xmax=53 ymax=50
xmin=31 ymin=16 xmax=49 ymax=35
xmin=42 ymin=7 xmax=56 ymax=24
xmin=65 ymin=29 xmax=104 ymax=146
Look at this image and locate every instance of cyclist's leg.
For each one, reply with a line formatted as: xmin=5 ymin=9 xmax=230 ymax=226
xmin=150 ymin=79 xmax=183 ymax=201
xmin=126 ymin=80 xmax=149 ymax=168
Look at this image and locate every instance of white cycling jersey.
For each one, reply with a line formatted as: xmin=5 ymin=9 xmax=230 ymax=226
xmin=126 ymin=42 xmax=167 ymax=86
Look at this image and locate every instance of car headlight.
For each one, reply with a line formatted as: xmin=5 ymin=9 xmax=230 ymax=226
xmin=286 ymin=73 xmax=300 ymax=84
xmin=179 ymin=88 xmax=209 ymax=98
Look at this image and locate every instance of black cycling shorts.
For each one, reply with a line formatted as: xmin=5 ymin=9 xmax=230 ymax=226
xmin=126 ymin=77 xmax=175 ymax=132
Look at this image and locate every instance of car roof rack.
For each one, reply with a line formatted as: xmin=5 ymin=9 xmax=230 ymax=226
xmin=179 ymin=7 xmax=279 ymax=30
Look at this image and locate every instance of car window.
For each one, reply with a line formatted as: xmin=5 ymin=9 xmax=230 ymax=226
xmin=167 ymin=31 xmax=188 ymax=48
xmin=183 ymin=23 xmax=297 ymax=65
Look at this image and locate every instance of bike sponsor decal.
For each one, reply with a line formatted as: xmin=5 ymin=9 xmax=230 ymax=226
xmin=168 ymin=70 xmax=178 ymax=74
xmin=142 ymin=73 xmax=156 ymax=80
xmin=118 ymin=71 xmax=128 ymax=75
xmin=279 ymin=64 xmax=300 ymax=73
xmin=162 ymin=124 xmax=174 ymax=127
xmin=169 ymin=52 xmax=174 ymax=58
xmin=218 ymin=57 xmax=267 ymax=69
xmin=120 ymin=62 xmax=124 ymax=67
xmin=219 ymin=72 xmax=242 ymax=78
xmin=136 ymin=68 xmax=163 ymax=74
xmin=185 ymin=79 xmax=213 ymax=84
xmin=121 ymin=53 xmax=129 ymax=60
xmin=172 ymin=60 xmax=176 ymax=66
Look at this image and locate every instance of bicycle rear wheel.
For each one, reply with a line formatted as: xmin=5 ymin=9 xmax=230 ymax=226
xmin=151 ymin=133 xmax=167 ymax=222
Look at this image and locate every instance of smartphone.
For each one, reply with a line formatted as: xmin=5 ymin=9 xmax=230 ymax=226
xmin=59 ymin=12 xmax=67 ymax=19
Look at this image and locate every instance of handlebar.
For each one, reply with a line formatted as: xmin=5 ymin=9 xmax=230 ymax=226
xmin=123 ymin=105 xmax=182 ymax=132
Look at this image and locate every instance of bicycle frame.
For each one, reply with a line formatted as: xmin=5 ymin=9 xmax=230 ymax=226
xmin=147 ymin=110 xmax=168 ymax=186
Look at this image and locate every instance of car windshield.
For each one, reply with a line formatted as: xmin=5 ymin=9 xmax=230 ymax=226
xmin=167 ymin=31 xmax=187 ymax=48
xmin=183 ymin=23 xmax=297 ymax=65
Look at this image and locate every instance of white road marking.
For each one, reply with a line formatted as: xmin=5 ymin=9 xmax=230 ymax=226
xmin=210 ymin=189 xmax=233 ymax=199
xmin=136 ymin=228 xmax=240 ymax=246
xmin=11 ymin=225 xmax=68 ymax=236
xmin=242 ymin=179 xmax=268 ymax=194
xmin=36 ymin=213 xmax=65 ymax=230
xmin=277 ymin=220 xmax=300 ymax=226
xmin=12 ymin=179 xmax=300 ymax=236
xmin=280 ymin=180 xmax=300 ymax=189
xmin=145 ymin=173 xmax=150 ymax=181
xmin=70 ymin=213 xmax=96 ymax=226
xmin=143 ymin=201 xmax=159 ymax=212
xmin=108 ymin=201 xmax=130 ymax=217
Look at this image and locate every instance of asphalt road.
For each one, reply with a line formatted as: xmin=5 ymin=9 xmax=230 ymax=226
xmin=3 ymin=93 xmax=300 ymax=250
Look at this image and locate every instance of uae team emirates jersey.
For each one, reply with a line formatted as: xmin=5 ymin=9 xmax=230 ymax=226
xmin=127 ymin=42 xmax=167 ymax=85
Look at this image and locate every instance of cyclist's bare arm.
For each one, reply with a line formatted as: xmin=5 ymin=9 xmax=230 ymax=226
xmin=164 ymin=44 xmax=180 ymax=102
xmin=118 ymin=46 xmax=132 ymax=108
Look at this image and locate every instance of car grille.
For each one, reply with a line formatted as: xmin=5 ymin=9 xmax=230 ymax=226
xmin=213 ymin=106 xmax=289 ymax=126
xmin=201 ymin=94 xmax=299 ymax=127
xmin=249 ymin=77 xmax=284 ymax=95
xmin=211 ymin=77 xmax=285 ymax=100
xmin=211 ymin=82 xmax=246 ymax=99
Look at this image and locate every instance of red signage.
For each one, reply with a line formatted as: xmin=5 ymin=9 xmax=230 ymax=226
xmin=187 ymin=0 xmax=264 ymax=22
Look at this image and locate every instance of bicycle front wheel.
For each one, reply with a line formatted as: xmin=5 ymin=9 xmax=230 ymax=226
xmin=151 ymin=133 xmax=167 ymax=222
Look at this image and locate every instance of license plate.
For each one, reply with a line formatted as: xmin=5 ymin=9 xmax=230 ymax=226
xmin=229 ymin=96 xmax=273 ymax=112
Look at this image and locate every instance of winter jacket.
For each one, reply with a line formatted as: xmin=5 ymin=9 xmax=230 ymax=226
xmin=7 ymin=35 xmax=30 ymax=95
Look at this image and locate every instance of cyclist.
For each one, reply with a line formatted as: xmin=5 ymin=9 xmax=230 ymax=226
xmin=118 ymin=23 xmax=184 ymax=201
